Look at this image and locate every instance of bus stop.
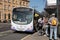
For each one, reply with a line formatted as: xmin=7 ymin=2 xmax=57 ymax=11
xmin=44 ymin=6 xmax=60 ymax=37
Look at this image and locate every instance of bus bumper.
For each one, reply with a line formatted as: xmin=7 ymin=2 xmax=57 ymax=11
xmin=11 ymin=26 xmax=34 ymax=32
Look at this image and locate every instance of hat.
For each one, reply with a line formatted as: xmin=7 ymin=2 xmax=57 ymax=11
xmin=52 ymin=13 xmax=55 ymax=15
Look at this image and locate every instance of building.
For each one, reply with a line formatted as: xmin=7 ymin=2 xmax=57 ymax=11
xmin=0 ymin=0 xmax=29 ymax=23
xmin=44 ymin=0 xmax=57 ymax=14
xmin=44 ymin=0 xmax=60 ymax=20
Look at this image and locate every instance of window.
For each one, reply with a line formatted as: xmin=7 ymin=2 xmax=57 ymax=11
xmin=8 ymin=5 xmax=10 ymax=10
xmin=20 ymin=2 xmax=21 ymax=5
xmin=0 ymin=2 xmax=2 ymax=5
xmin=0 ymin=0 xmax=2 ymax=4
xmin=8 ymin=0 xmax=10 ymax=3
xmin=0 ymin=0 xmax=2 ymax=1
xmin=12 ymin=0 xmax=15 ymax=4
xmin=8 ymin=14 xmax=10 ymax=19
xmin=6 ymin=6 xmax=8 ymax=10
xmin=16 ymin=0 xmax=17 ymax=4
xmin=16 ymin=0 xmax=19 ymax=5
xmin=23 ymin=2 xmax=25 ymax=6
xmin=4 ymin=5 xmax=8 ymax=10
xmin=24 ymin=2 xmax=26 ymax=7
xmin=26 ymin=2 xmax=28 ymax=7
xmin=4 ymin=14 xmax=6 ymax=20
xmin=4 ymin=0 xmax=7 ymax=2
xmin=12 ymin=6 xmax=15 ymax=8
xmin=4 ymin=5 xmax=6 ymax=10
xmin=0 ymin=11 xmax=1 ymax=19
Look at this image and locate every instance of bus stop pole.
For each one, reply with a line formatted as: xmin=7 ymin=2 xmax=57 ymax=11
xmin=56 ymin=0 xmax=58 ymax=18
xmin=57 ymin=0 xmax=58 ymax=18
xmin=56 ymin=0 xmax=60 ymax=36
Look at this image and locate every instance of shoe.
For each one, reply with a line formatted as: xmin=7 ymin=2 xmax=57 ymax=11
xmin=47 ymin=34 xmax=49 ymax=37
xmin=38 ymin=33 xmax=42 ymax=36
xmin=44 ymin=34 xmax=46 ymax=36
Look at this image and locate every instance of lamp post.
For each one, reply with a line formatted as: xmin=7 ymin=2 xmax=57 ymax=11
xmin=57 ymin=0 xmax=58 ymax=18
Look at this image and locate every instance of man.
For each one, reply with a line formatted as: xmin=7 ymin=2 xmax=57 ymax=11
xmin=48 ymin=13 xmax=59 ymax=40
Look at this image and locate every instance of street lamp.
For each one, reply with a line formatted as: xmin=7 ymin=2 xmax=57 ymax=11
xmin=56 ymin=0 xmax=58 ymax=18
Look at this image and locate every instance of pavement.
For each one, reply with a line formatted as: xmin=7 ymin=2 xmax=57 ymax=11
xmin=0 ymin=30 xmax=29 ymax=40
xmin=21 ymin=32 xmax=60 ymax=40
xmin=0 ymin=23 xmax=11 ymax=32
xmin=0 ymin=23 xmax=30 ymax=40
xmin=0 ymin=30 xmax=13 ymax=37
xmin=0 ymin=23 xmax=60 ymax=40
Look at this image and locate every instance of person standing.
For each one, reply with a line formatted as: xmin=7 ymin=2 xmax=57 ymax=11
xmin=44 ymin=17 xmax=49 ymax=36
xmin=48 ymin=13 xmax=59 ymax=40
xmin=38 ymin=17 xmax=43 ymax=36
xmin=42 ymin=16 xmax=48 ymax=36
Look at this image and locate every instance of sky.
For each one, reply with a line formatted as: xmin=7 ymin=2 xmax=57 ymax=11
xmin=30 ymin=0 xmax=46 ymax=12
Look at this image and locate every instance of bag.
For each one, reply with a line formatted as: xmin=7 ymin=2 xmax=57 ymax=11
xmin=51 ymin=18 xmax=57 ymax=26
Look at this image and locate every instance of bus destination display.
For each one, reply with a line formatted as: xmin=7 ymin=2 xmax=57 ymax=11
xmin=16 ymin=8 xmax=32 ymax=11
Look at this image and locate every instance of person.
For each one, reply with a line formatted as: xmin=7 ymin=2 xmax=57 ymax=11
xmin=38 ymin=17 xmax=43 ymax=36
xmin=42 ymin=16 xmax=46 ymax=35
xmin=48 ymin=13 xmax=59 ymax=40
xmin=42 ymin=16 xmax=48 ymax=36
xmin=44 ymin=17 xmax=49 ymax=36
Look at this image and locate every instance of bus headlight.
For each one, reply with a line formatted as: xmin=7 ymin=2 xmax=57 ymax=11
xmin=11 ymin=24 xmax=17 ymax=30
xmin=26 ymin=26 xmax=33 ymax=31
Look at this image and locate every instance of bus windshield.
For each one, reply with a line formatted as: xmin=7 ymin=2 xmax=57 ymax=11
xmin=12 ymin=11 xmax=33 ymax=25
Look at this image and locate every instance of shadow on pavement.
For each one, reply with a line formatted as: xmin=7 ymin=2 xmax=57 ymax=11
xmin=13 ymin=31 xmax=34 ymax=34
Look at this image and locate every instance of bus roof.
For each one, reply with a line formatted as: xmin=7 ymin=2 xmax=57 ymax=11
xmin=13 ymin=7 xmax=34 ymax=12
xmin=13 ymin=7 xmax=33 ymax=10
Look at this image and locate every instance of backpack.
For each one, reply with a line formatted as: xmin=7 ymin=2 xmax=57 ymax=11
xmin=51 ymin=18 xmax=57 ymax=26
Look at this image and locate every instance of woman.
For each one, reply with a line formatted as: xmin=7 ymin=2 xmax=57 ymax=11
xmin=38 ymin=17 xmax=43 ymax=36
xmin=42 ymin=16 xmax=48 ymax=36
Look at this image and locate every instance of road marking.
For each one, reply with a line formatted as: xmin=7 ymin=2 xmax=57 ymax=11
xmin=0 ymin=30 xmax=13 ymax=37
xmin=0 ymin=35 xmax=3 ymax=36
xmin=21 ymin=35 xmax=31 ymax=40
xmin=0 ymin=30 xmax=13 ymax=34
xmin=0 ymin=34 xmax=7 ymax=36
xmin=0 ymin=27 xmax=2 ymax=28
xmin=21 ymin=32 xmax=39 ymax=40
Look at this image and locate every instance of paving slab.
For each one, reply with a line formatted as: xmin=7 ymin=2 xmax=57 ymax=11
xmin=21 ymin=32 xmax=60 ymax=40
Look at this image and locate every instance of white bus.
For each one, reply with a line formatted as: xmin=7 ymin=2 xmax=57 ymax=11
xmin=11 ymin=7 xmax=42 ymax=32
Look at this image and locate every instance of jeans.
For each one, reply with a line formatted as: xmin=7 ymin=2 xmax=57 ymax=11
xmin=38 ymin=25 xmax=43 ymax=35
xmin=46 ymin=27 xmax=48 ymax=35
xmin=44 ymin=25 xmax=48 ymax=35
xmin=50 ymin=26 xmax=57 ymax=39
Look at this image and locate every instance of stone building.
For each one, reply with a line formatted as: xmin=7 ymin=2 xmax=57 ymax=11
xmin=0 ymin=0 xmax=29 ymax=23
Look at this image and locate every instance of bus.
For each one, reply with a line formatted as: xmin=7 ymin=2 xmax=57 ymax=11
xmin=11 ymin=7 xmax=42 ymax=32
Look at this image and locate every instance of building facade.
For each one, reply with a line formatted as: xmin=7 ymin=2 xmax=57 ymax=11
xmin=44 ymin=0 xmax=60 ymax=20
xmin=0 ymin=0 xmax=29 ymax=23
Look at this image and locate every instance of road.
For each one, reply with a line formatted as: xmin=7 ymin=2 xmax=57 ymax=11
xmin=0 ymin=23 xmax=32 ymax=40
xmin=0 ymin=23 xmax=11 ymax=32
